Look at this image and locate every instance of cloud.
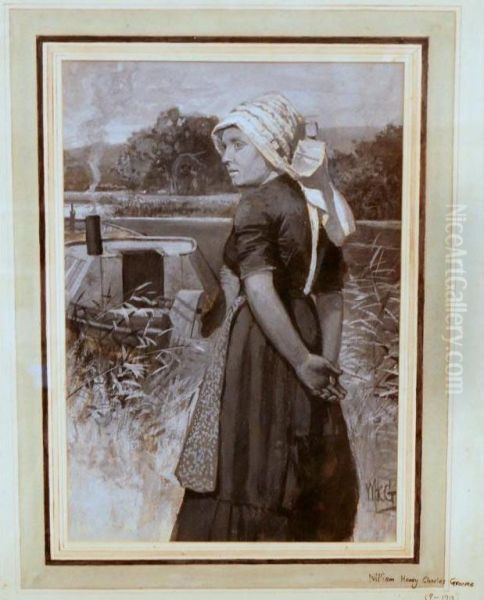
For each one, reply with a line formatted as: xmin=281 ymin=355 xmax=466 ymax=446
xmin=63 ymin=61 xmax=403 ymax=148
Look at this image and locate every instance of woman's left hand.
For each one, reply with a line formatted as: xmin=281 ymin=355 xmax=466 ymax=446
xmin=295 ymin=354 xmax=343 ymax=398
xmin=316 ymin=374 xmax=346 ymax=402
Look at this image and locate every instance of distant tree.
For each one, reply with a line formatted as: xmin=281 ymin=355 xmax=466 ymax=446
xmin=70 ymin=112 xmax=403 ymax=214
xmin=64 ymin=162 xmax=91 ymax=191
xmin=64 ymin=147 xmax=95 ymax=191
xmin=330 ymin=124 xmax=403 ymax=221
xmin=116 ymin=133 xmax=161 ymax=193
xmin=115 ymin=107 xmax=233 ymax=194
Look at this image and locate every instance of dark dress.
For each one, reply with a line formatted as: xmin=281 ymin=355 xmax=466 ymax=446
xmin=173 ymin=175 xmax=359 ymax=542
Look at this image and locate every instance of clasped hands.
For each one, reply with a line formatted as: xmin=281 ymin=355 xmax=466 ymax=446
xmin=295 ymin=353 xmax=346 ymax=402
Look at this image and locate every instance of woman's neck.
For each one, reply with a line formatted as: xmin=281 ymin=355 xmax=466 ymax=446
xmin=261 ymin=170 xmax=280 ymax=185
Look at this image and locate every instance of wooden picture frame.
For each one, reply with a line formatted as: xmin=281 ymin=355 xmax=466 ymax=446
xmin=40 ymin=37 xmax=423 ymax=564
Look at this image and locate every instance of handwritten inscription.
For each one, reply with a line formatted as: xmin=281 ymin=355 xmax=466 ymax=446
xmin=368 ymin=572 xmax=395 ymax=584
xmin=422 ymin=576 xmax=446 ymax=586
xmin=401 ymin=574 xmax=419 ymax=588
xmin=450 ymin=578 xmax=474 ymax=587
xmin=368 ymin=572 xmax=474 ymax=590
xmin=368 ymin=573 xmax=440 ymax=588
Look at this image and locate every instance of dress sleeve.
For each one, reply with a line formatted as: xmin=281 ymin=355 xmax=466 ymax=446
xmin=313 ymin=242 xmax=348 ymax=293
xmin=233 ymin=192 xmax=280 ymax=280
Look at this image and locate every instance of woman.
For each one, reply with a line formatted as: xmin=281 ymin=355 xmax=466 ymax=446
xmin=173 ymin=93 xmax=359 ymax=542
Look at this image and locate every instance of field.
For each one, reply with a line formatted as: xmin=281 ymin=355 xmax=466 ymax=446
xmin=65 ymin=190 xmax=240 ymax=219
xmin=66 ymin=210 xmax=401 ymax=543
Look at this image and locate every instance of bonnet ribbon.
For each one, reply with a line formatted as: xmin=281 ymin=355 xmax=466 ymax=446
xmin=289 ymin=138 xmax=356 ymax=294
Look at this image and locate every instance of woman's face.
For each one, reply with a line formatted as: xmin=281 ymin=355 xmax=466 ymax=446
xmin=220 ymin=127 xmax=275 ymax=187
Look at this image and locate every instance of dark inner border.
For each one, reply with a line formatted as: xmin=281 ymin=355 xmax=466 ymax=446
xmin=37 ymin=34 xmax=427 ymax=566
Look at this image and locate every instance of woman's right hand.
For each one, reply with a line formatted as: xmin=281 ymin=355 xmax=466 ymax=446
xmin=295 ymin=354 xmax=345 ymax=400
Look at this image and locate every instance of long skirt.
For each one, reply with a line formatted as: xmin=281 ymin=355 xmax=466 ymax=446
xmin=172 ymin=296 xmax=359 ymax=542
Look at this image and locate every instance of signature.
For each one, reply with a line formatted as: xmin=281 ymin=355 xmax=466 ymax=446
xmin=365 ymin=477 xmax=397 ymax=512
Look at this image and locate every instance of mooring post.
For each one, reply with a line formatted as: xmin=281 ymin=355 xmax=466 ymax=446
xmin=69 ymin=203 xmax=76 ymax=233
xmin=85 ymin=214 xmax=104 ymax=308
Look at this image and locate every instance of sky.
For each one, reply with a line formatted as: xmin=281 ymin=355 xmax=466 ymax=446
xmin=62 ymin=60 xmax=404 ymax=149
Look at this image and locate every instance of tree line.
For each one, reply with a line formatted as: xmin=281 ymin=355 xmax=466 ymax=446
xmin=64 ymin=107 xmax=403 ymax=221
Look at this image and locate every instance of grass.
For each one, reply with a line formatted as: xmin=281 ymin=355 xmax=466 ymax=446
xmin=66 ymin=285 xmax=209 ymax=450
xmin=66 ymin=238 xmax=400 ymax=543
xmin=339 ymin=246 xmax=399 ymax=541
xmin=66 ymin=291 xmax=211 ymax=540
xmin=112 ymin=193 xmax=239 ymax=218
xmin=65 ymin=190 xmax=240 ymax=219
